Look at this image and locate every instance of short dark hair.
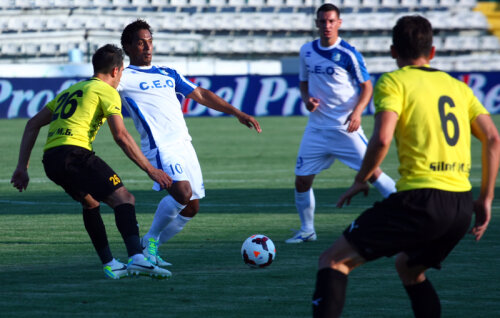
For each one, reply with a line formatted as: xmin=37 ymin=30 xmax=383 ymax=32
xmin=92 ymin=44 xmax=124 ymax=74
xmin=392 ymin=15 xmax=433 ymax=60
xmin=316 ymin=3 xmax=340 ymax=18
xmin=121 ymin=19 xmax=152 ymax=56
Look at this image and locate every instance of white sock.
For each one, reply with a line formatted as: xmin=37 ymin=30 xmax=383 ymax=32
xmin=371 ymin=172 xmax=397 ymax=198
xmin=295 ymin=188 xmax=315 ymax=233
xmin=158 ymin=214 xmax=192 ymax=245
xmin=143 ymin=195 xmax=186 ymax=243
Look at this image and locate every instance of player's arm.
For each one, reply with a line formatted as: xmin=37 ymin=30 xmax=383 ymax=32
xmin=299 ymin=81 xmax=320 ymax=112
xmin=345 ymin=80 xmax=373 ymax=133
xmin=337 ymin=110 xmax=397 ymax=207
xmin=11 ymin=106 xmax=53 ymax=192
xmin=107 ymin=114 xmax=173 ymax=189
xmin=469 ymin=113 xmax=500 ymax=241
xmin=187 ymin=87 xmax=262 ymax=133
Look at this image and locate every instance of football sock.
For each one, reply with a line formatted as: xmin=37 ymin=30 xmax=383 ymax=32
xmin=82 ymin=206 xmax=113 ymax=264
xmin=144 ymin=195 xmax=186 ymax=243
xmin=371 ymin=172 xmax=397 ymax=198
xmin=404 ymin=279 xmax=441 ymax=318
xmin=158 ymin=214 xmax=192 ymax=245
xmin=312 ymin=268 xmax=348 ymax=318
xmin=113 ymin=203 xmax=142 ymax=257
xmin=295 ymin=188 xmax=316 ymax=233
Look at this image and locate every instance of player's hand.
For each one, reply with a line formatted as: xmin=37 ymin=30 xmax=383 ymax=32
xmin=11 ymin=167 xmax=29 ymax=192
xmin=148 ymin=168 xmax=173 ymax=189
xmin=237 ymin=113 xmax=262 ymax=133
xmin=306 ymin=97 xmax=320 ymax=112
xmin=470 ymin=198 xmax=492 ymax=241
xmin=345 ymin=111 xmax=362 ymax=133
xmin=336 ymin=181 xmax=369 ymax=208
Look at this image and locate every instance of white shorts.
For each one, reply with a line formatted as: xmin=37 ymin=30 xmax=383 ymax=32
xmin=295 ymin=126 xmax=369 ymax=176
xmin=144 ymin=139 xmax=205 ymax=200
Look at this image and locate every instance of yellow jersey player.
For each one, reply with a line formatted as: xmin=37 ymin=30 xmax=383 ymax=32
xmin=11 ymin=44 xmax=173 ymax=280
xmin=311 ymin=16 xmax=500 ymax=318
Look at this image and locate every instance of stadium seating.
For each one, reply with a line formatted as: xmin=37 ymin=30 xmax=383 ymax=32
xmin=0 ymin=0 xmax=499 ymax=72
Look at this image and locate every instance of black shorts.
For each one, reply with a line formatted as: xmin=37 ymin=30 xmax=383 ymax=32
xmin=42 ymin=145 xmax=124 ymax=202
xmin=343 ymin=188 xmax=473 ymax=269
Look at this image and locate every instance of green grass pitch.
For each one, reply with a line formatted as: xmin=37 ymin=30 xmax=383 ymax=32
xmin=1 ymin=115 xmax=499 ymax=318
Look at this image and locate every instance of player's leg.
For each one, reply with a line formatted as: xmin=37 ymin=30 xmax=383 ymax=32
xmin=143 ymin=181 xmax=191 ymax=244
xmin=288 ymin=128 xmax=331 ymax=243
xmin=158 ymin=199 xmax=199 ymax=245
xmin=286 ymin=174 xmax=318 ymax=243
xmin=335 ymin=128 xmax=396 ymax=198
xmin=312 ymin=235 xmax=366 ymax=318
xmin=395 ymin=253 xmax=440 ymax=318
xmin=146 ymin=140 xmax=204 ymax=264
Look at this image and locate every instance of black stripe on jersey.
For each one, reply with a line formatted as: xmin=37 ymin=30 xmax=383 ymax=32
xmin=410 ymin=66 xmax=440 ymax=72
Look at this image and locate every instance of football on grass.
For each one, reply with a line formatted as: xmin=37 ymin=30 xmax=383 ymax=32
xmin=241 ymin=234 xmax=276 ymax=268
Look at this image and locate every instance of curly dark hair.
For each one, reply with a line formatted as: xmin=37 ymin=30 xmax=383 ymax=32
xmin=121 ymin=19 xmax=153 ymax=56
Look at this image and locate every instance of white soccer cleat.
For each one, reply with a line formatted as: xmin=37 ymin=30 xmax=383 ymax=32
xmin=103 ymin=260 xmax=128 ymax=280
xmin=142 ymin=237 xmax=172 ymax=267
xmin=156 ymin=254 xmax=172 ymax=267
xmin=127 ymin=257 xmax=172 ymax=280
xmin=285 ymin=230 xmax=317 ymax=244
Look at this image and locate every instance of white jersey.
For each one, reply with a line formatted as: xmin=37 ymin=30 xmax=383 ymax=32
xmin=118 ymin=65 xmax=198 ymax=151
xmin=299 ymin=37 xmax=370 ymax=129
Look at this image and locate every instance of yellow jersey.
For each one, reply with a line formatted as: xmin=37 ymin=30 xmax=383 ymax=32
xmin=374 ymin=65 xmax=489 ymax=192
xmin=44 ymin=78 xmax=122 ymax=151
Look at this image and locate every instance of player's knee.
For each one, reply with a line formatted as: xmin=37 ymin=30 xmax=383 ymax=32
xmin=108 ymin=187 xmax=135 ymax=207
xmin=180 ymin=201 xmax=199 ymax=217
xmin=170 ymin=181 xmax=192 ymax=205
xmin=295 ymin=176 xmax=312 ymax=192
xmin=395 ymin=254 xmax=426 ymax=285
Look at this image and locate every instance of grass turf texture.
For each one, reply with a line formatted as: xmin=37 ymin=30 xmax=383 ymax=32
xmin=1 ymin=115 xmax=499 ymax=318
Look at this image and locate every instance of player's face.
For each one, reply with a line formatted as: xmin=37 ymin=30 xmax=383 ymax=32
xmin=315 ymin=10 xmax=341 ymax=44
xmin=127 ymin=29 xmax=153 ymax=66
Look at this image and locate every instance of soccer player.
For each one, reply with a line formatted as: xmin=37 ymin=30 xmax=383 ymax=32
xmin=312 ymin=15 xmax=500 ymax=318
xmin=10 ymin=44 xmax=173 ymax=280
xmin=287 ymin=4 xmax=396 ymax=244
xmin=119 ymin=20 xmax=262 ymax=266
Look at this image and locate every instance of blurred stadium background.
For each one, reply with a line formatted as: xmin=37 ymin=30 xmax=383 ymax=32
xmin=1 ymin=0 xmax=500 ymax=72
xmin=0 ymin=0 xmax=500 ymax=117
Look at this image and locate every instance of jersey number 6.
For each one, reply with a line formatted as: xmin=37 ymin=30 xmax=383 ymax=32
xmin=438 ymin=95 xmax=459 ymax=147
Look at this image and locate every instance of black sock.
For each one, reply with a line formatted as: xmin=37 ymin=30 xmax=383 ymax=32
xmin=113 ymin=203 xmax=142 ymax=257
xmin=312 ymin=268 xmax=348 ymax=318
xmin=82 ymin=206 xmax=112 ymax=264
xmin=404 ymin=279 xmax=441 ymax=318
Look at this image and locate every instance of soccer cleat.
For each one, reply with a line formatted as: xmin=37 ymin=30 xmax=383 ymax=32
xmin=285 ymin=230 xmax=317 ymax=244
xmin=142 ymin=237 xmax=159 ymax=264
xmin=156 ymin=254 xmax=172 ymax=267
xmin=103 ymin=260 xmax=128 ymax=280
xmin=142 ymin=237 xmax=172 ymax=266
xmin=127 ymin=257 xmax=172 ymax=280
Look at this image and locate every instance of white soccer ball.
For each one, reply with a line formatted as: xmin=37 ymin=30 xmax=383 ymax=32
xmin=241 ymin=234 xmax=276 ymax=268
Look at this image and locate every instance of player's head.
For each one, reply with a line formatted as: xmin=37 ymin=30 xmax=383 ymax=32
xmin=391 ymin=15 xmax=434 ymax=60
xmin=315 ymin=4 xmax=342 ymax=44
xmin=121 ymin=19 xmax=153 ymax=66
xmin=92 ymin=44 xmax=124 ymax=88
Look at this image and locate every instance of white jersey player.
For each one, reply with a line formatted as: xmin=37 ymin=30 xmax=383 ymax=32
xmin=286 ymin=4 xmax=396 ymax=244
xmin=119 ymin=19 xmax=261 ymax=266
